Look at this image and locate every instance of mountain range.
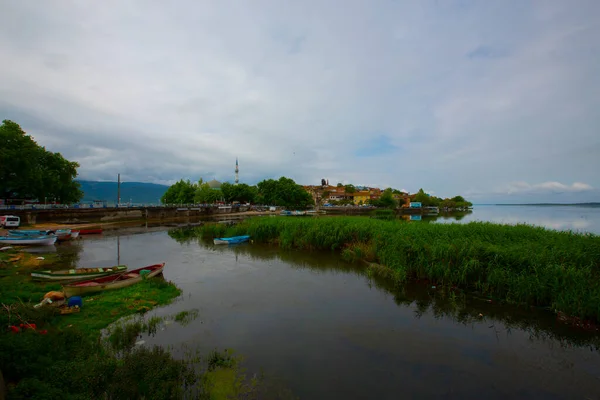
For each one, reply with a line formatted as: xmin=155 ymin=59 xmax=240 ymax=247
xmin=78 ymin=180 xmax=168 ymax=204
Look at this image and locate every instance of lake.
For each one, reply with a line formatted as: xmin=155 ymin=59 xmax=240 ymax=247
xmin=432 ymin=204 xmax=600 ymax=234
xmin=55 ymin=205 xmax=600 ymax=399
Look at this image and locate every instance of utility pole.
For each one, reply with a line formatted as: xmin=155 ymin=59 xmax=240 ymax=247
xmin=117 ymin=173 xmax=121 ymax=207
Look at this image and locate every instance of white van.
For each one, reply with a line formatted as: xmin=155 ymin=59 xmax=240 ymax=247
xmin=0 ymin=215 xmax=20 ymax=228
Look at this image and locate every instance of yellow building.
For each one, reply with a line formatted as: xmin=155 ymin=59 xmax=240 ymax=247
xmin=352 ymin=191 xmax=371 ymax=205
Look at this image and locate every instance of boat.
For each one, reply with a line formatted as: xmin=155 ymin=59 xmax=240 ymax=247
xmin=31 ymin=265 xmax=127 ymax=281
xmin=62 ymin=263 xmax=166 ymax=297
xmin=56 ymin=230 xmax=78 ymax=242
xmin=76 ymin=228 xmax=103 ymax=235
xmin=9 ymin=229 xmax=55 ymax=236
xmin=213 ymin=235 xmax=250 ymax=245
xmin=0 ymin=235 xmax=58 ymax=246
xmin=280 ymin=210 xmax=292 ymax=216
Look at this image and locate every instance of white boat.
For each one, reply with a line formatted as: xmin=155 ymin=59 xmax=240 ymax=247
xmin=0 ymin=235 xmax=58 ymax=246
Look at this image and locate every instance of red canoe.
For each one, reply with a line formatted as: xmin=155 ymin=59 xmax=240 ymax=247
xmin=62 ymin=263 xmax=165 ymax=297
xmin=76 ymin=228 xmax=103 ymax=235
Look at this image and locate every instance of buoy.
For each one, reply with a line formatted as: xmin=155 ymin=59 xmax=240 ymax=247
xmin=67 ymin=296 xmax=83 ymax=308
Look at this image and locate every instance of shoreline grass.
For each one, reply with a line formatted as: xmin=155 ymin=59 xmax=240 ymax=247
xmin=0 ymin=250 xmax=273 ymax=399
xmin=197 ymin=217 xmax=600 ymax=321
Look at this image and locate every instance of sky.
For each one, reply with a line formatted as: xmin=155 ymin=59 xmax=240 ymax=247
xmin=1 ymin=0 xmax=599 ymax=203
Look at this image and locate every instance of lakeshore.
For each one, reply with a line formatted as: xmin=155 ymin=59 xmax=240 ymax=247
xmin=3 ymin=206 xmax=600 ymax=398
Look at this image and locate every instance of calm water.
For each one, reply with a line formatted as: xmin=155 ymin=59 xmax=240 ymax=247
xmin=51 ymin=205 xmax=600 ymax=399
xmin=432 ymin=204 xmax=600 ymax=234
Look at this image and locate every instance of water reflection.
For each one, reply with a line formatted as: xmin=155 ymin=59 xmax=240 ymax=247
xmin=167 ymin=227 xmax=600 ymax=351
xmin=437 ymin=205 xmax=600 ymax=234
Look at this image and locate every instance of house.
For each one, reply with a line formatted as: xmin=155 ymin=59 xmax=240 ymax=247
xmin=351 ymin=191 xmax=371 ymax=205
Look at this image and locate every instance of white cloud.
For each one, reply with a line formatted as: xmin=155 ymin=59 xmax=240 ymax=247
xmin=502 ymin=181 xmax=593 ymax=194
xmin=0 ymin=0 xmax=598 ymax=202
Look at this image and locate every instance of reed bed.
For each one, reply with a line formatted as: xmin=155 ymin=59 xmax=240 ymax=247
xmin=199 ymin=217 xmax=600 ymax=321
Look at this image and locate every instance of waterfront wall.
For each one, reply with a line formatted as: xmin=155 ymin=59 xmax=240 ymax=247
xmin=4 ymin=206 xmax=250 ymax=225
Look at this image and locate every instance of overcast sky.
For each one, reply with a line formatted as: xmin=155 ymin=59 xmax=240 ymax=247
xmin=1 ymin=0 xmax=599 ymax=203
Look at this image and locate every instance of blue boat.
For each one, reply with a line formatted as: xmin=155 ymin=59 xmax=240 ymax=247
xmin=0 ymin=235 xmax=58 ymax=246
xmin=213 ymin=235 xmax=250 ymax=245
xmin=9 ymin=229 xmax=69 ymax=236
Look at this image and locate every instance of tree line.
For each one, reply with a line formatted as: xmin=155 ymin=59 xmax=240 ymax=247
xmin=0 ymin=120 xmax=83 ymax=204
xmin=160 ymin=176 xmax=314 ymax=209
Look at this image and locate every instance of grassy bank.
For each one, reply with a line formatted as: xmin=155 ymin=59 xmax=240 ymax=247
xmin=0 ymin=250 xmax=269 ymax=399
xmin=197 ymin=217 xmax=600 ymax=321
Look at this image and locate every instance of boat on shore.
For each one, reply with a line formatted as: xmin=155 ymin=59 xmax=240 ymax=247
xmin=62 ymin=263 xmax=165 ymax=297
xmin=213 ymin=235 xmax=250 ymax=245
xmin=31 ymin=265 xmax=127 ymax=281
xmin=9 ymin=229 xmax=69 ymax=236
xmin=0 ymin=235 xmax=58 ymax=246
xmin=75 ymin=228 xmax=103 ymax=235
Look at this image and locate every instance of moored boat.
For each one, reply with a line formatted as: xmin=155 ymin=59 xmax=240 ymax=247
xmin=31 ymin=265 xmax=127 ymax=281
xmin=9 ymin=229 xmax=57 ymax=236
xmin=213 ymin=235 xmax=250 ymax=245
xmin=56 ymin=233 xmax=73 ymax=242
xmin=62 ymin=263 xmax=165 ymax=297
xmin=77 ymin=228 xmax=103 ymax=235
xmin=0 ymin=235 xmax=58 ymax=246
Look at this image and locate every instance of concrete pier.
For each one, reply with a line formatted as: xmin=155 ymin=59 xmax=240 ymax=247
xmin=2 ymin=205 xmax=250 ymax=225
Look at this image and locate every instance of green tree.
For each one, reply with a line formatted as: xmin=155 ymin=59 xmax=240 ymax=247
xmin=221 ymin=182 xmax=257 ymax=203
xmin=161 ymin=179 xmax=197 ymax=204
xmin=377 ymin=188 xmax=398 ymax=209
xmin=0 ymin=120 xmax=83 ymax=203
xmin=344 ymin=184 xmax=356 ymax=194
xmin=413 ymin=188 xmax=433 ymax=206
xmin=194 ymin=181 xmax=222 ymax=203
xmin=256 ymin=177 xmax=314 ymax=209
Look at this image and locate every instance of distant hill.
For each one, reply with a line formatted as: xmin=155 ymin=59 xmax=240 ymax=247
xmin=78 ymin=180 xmax=169 ymax=204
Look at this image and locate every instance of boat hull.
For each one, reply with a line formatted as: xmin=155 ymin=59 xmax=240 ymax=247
xmin=31 ymin=266 xmax=127 ymax=281
xmin=77 ymin=228 xmax=103 ymax=235
xmin=0 ymin=236 xmax=57 ymax=246
xmin=62 ymin=263 xmax=165 ymax=297
xmin=213 ymin=235 xmax=250 ymax=245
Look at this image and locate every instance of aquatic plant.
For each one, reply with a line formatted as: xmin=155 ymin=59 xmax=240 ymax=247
xmin=197 ymin=217 xmax=600 ymax=321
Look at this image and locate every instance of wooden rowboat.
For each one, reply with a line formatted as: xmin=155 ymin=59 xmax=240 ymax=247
xmin=76 ymin=228 xmax=103 ymax=235
xmin=62 ymin=263 xmax=165 ymax=297
xmin=31 ymin=265 xmax=127 ymax=281
xmin=0 ymin=235 xmax=57 ymax=246
xmin=213 ymin=235 xmax=250 ymax=245
xmin=9 ymin=229 xmax=69 ymax=236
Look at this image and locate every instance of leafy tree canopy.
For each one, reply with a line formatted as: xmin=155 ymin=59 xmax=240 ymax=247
xmin=221 ymin=182 xmax=257 ymax=204
xmin=0 ymin=120 xmax=83 ymax=203
xmin=161 ymin=179 xmax=197 ymax=204
xmin=256 ymin=177 xmax=314 ymax=209
xmin=370 ymin=188 xmax=397 ymax=209
xmin=344 ymin=184 xmax=356 ymax=193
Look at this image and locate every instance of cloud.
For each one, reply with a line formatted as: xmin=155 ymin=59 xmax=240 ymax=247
xmin=502 ymin=181 xmax=593 ymax=195
xmin=0 ymin=0 xmax=598 ymax=202
xmin=354 ymin=135 xmax=398 ymax=157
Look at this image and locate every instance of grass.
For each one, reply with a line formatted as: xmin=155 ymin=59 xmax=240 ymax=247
xmin=195 ymin=217 xmax=600 ymax=321
xmin=0 ymin=248 xmax=289 ymax=399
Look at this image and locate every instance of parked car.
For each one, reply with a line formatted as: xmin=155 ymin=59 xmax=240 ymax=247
xmin=0 ymin=215 xmax=20 ymax=228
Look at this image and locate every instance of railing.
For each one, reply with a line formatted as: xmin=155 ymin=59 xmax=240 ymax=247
xmin=0 ymin=203 xmax=265 ymax=211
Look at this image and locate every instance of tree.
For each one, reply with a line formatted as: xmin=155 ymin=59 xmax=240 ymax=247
xmin=257 ymin=177 xmax=314 ymax=209
xmin=0 ymin=120 xmax=83 ymax=203
xmin=377 ymin=188 xmax=398 ymax=209
xmin=413 ymin=188 xmax=433 ymax=206
xmin=161 ymin=179 xmax=197 ymax=204
xmin=344 ymin=184 xmax=356 ymax=194
xmin=337 ymin=183 xmax=343 ymax=187
xmin=221 ymin=182 xmax=257 ymax=203
xmin=194 ymin=182 xmax=222 ymax=203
